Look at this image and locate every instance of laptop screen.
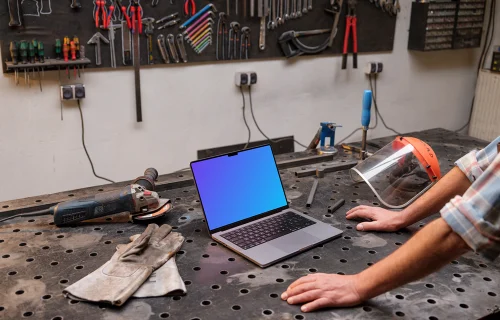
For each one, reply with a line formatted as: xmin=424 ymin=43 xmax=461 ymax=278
xmin=191 ymin=145 xmax=288 ymax=232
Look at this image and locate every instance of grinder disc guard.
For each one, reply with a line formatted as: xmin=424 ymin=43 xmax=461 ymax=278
xmin=350 ymin=136 xmax=441 ymax=209
xmin=133 ymin=199 xmax=173 ymax=221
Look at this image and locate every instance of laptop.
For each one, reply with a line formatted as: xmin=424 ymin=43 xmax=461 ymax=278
xmin=190 ymin=144 xmax=343 ymax=267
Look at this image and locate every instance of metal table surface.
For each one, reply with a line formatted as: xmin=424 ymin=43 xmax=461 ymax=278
xmin=1 ymin=129 xmax=499 ymax=320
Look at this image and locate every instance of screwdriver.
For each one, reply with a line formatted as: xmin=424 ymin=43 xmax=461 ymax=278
xmin=38 ymin=42 xmax=45 ymax=63
xmin=360 ymin=90 xmax=373 ymax=160
xmin=19 ymin=41 xmax=28 ymax=85
xmin=55 ymin=39 xmax=62 ymax=59
xmin=9 ymin=42 xmax=19 ymax=85
xmin=32 ymin=39 xmax=39 ymax=60
xmin=70 ymin=40 xmax=77 ymax=78
xmin=73 ymin=36 xmax=81 ymax=78
xmin=63 ymin=37 xmax=70 ymax=79
xmin=9 ymin=41 xmax=18 ymax=65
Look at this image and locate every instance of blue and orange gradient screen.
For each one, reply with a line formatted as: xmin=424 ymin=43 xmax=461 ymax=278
xmin=191 ymin=145 xmax=288 ymax=231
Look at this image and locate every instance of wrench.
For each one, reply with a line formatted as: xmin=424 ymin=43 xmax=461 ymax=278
xmin=277 ymin=0 xmax=283 ymax=25
xmin=291 ymin=0 xmax=296 ymax=19
xmin=302 ymin=0 xmax=308 ymax=14
xmin=284 ymin=0 xmax=289 ymax=19
xmin=307 ymin=0 xmax=311 ymax=11
xmin=296 ymin=0 xmax=302 ymax=17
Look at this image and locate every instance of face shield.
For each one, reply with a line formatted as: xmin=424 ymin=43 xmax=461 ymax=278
xmin=350 ymin=136 xmax=441 ymax=209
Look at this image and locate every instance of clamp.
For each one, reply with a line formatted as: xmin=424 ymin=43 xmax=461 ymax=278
xmin=342 ymin=0 xmax=357 ymax=69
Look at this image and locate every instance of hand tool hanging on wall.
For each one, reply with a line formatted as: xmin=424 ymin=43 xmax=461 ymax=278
xmin=342 ymin=0 xmax=357 ymax=69
xmin=166 ymin=34 xmax=180 ymax=62
xmin=121 ymin=20 xmax=133 ymax=65
xmin=176 ymin=34 xmax=188 ymax=62
xmin=240 ymin=26 xmax=251 ymax=59
xmin=279 ymin=29 xmax=330 ymax=58
xmin=108 ymin=23 xmax=122 ymax=68
xmin=87 ymin=32 xmax=110 ymax=66
xmin=132 ymin=0 xmax=143 ymax=122
xmin=157 ymin=12 xmax=179 ymax=25
xmin=117 ymin=0 xmax=133 ymax=28
xmin=158 ymin=18 xmax=181 ymax=29
xmin=63 ymin=36 xmax=70 ymax=79
xmin=180 ymin=4 xmax=216 ymax=29
xmin=228 ymin=21 xmax=240 ymax=59
xmin=157 ymin=34 xmax=171 ymax=63
xmin=94 ymin=0 xmax=109 ymax=29
xmin=9 ymin=42 xmax=19 ymax=85
xmin=184 ymin=0 xmax=196 ymax=17
xmin=142 ymin=18 xmax=155 ymax=64
xmin=216 ymin=12 xmax=227 ymax=60
xmin=8 ymin=0 xmax=22 ymax=26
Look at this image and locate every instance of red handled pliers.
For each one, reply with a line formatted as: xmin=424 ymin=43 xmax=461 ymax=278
xmin=95 ymin=0 xmax=108 ymax=29
xmin=131 ymin=0 xmax=143 ymax=33
xmin=342 ymin=0 xmax=357 ymax=69
xmin=184 ymin=0 xmax=196 ymax=17
xmin=116 ymin=0 xmax=132 ymax=29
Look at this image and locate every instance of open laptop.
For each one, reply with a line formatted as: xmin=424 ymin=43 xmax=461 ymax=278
xmin=190 ymin=144 xmax=343 ymax=267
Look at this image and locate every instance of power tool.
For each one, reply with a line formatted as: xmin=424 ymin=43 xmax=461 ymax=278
xmin=0 ymin=168 xmax=173 ymax=226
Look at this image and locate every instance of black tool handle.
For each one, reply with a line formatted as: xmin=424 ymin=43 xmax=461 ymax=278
xmin=52 ymin=187 xmax=134 ymax=226
xmin=8 ymin=0 xmax=22 ymax=27
xmin=341 ymin=53 xmax=347 ymax=69
xmin=133 ymin=168 xmax=158 ymax=191
xmin=71 ymin=0 xmax=82 ymax=8
xmin=353 ymin=53 xmax=357 ymax=68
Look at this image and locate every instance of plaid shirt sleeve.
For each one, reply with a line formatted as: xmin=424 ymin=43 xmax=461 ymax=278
xmin=441 ymin=136 xmax=500 ymax=261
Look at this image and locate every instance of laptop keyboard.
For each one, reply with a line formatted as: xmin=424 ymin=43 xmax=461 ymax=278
xmin=220 ymin=211 xmax=316 ymax=250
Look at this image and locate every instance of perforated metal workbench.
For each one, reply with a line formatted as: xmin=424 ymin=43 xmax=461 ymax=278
xmin=1 ymin=129 xmax=498 ymax=320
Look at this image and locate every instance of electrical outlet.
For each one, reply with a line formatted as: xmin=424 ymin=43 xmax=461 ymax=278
xmin=60 ymin=84 xmax=85 ymax=100
xmin=364 ymin=62 xmax=383 ymax=75
xmin=234 ymin=72 xmax=249 ymax=87
xmin=235 ymin=72 xmax=257 ymax=86
xmin=248 ymin=72 xmax=257 ymax=85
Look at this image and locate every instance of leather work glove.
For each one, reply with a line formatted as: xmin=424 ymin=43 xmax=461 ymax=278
xmin=116 ymin=234 xmax=187 ymax=298
xmin=63 ymin=224 xmax=184 ymax=306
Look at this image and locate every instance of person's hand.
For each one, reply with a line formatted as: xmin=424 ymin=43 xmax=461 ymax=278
xmin=281 ymin=273 xmax=364 ymax=312
xmin=346 ymin=205 xmax=405 ymax=232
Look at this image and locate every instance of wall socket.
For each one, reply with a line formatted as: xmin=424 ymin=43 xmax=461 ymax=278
xmin=364 ymin=62 xmax=384 ymax=75
xmin=235 ymin=72 xmax=257 ymax=87
xmin=60 ymin=84 xmax=86 ymax=100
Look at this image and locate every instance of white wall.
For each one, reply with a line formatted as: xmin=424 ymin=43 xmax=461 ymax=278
xmin=0 ymin=1 xmax=483 ymax=202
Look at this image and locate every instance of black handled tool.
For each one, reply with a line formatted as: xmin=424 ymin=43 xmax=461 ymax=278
xmin=9 ymin=41 xmax=18 ymax=64
xmin=71 ymin=0 xmax=82 ymax=8
xmin=8 ymin=0 xmax=22 ymax=27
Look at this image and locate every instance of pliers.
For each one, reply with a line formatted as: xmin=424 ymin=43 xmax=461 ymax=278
xmin=116 ymin=0 xmax=132 ymax=29
xmin=130 ymin=0 xmax=143 ymax=34
xmin=94 ymin=0 xmax=108 ymax=29
xmin=184 ymin=0 xmax=196 ymax=17
xmin=342 ymin=0 xmax=357 ymax=69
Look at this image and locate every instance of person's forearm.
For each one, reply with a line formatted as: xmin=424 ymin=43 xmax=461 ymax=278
xmin=399 ymin=167 xmax=470 ymax=227
xmin=355 ymin=218 xmax=470 ymax=300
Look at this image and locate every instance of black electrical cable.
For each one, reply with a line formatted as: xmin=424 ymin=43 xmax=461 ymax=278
xmin=0 ymin=208 xmax=52 ymax=223
xmin=455 ymin=0 xmax=496 ymax=133
xmin=247 ymin=87 xmax=308 ymax=149
xmin=77 ymin=100 xmax=115 ymax=184
xmin=240 ymin=86 xmax=252 ymax=150
xmin=370 ymin=74 xmax=401 ymax=135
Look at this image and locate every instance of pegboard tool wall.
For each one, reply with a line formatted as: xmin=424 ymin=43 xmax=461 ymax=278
xmin=0 ymin=0 xmax=396 ymax=72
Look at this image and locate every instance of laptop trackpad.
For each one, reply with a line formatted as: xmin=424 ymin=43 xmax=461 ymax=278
xmin=270 ymin=230 xmax=321 ymax=253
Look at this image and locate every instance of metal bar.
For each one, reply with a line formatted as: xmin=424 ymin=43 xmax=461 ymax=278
xmin=328 ymin=198 xmax=345 ymax=213
xmin=306 ymin=179 xmax=319 ymax=207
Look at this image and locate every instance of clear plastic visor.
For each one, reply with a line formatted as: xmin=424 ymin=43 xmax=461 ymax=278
xmin=350 ymin=141 xmax=435 ymax=209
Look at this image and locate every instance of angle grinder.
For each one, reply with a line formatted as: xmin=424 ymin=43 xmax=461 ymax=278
xmin=0 ymin=168 xmax=173 ymax=226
